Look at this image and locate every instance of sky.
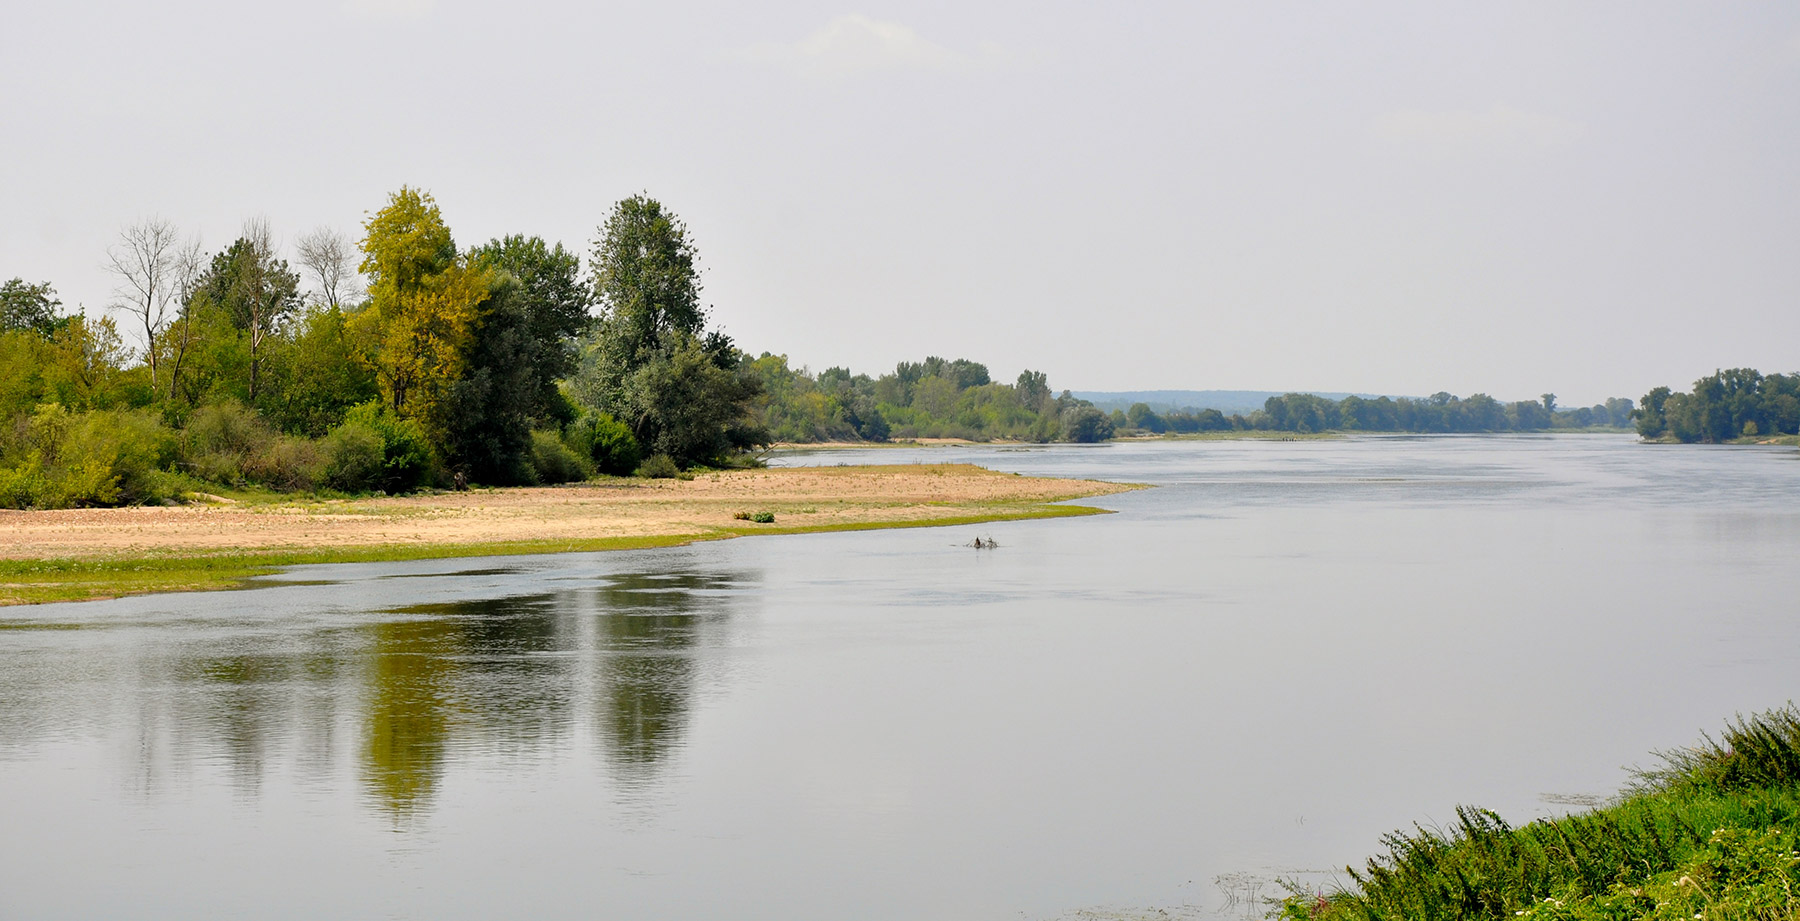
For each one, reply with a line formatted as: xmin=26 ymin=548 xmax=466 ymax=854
xmin=3 ymin=1 xmax=1797 ymax=406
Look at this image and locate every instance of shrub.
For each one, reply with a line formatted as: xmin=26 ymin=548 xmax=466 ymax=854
xmin=0 ymin=405 xmax=177 ymax=508
xmin=341 ymin=402 xmax=439 ymax=493
xmin=73 ymin=409 xmax=178 ymax=503
xmin=636 ymin=453 xmax=680 ymax=479
xmin=529 ymin=429 xmax=592 ymax=484
xmin=182 ymin=400 xmax=275 ymax=485
xmin=568 ymin=411 xmax=641 ymax=476
xmin=319 ymin=422 xmax=385 ymax=492
xmin=251 ymin=436 xmax=324 ymax=491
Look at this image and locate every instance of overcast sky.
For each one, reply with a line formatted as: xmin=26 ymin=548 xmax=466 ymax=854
xmin=4 ymin=2 xmax=1797 ymax=405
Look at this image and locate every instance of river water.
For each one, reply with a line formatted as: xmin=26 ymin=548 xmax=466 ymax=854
xmin=2 ymin=435 xmax=1797 ymax=920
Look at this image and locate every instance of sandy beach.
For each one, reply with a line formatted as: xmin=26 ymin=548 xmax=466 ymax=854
xmin=0 ymin=463 xmax=1131 ymax=562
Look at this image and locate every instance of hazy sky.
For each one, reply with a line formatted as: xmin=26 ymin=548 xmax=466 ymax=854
xmin=4 ymin=2 xmax=1797 ymax=405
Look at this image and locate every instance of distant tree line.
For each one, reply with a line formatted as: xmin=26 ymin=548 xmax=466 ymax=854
xmin=747 ymin=364 xmax=1638 ymax=442
xmin=1111 ymin=392 xmax=1636 ymax=435
xmin=1632 ymin=369 xmax=1800 ymax=442
xmin=745 ymin=355 xmax=1116 ymax=444
xmin=0 ymin=190 xmax=766 ymax=509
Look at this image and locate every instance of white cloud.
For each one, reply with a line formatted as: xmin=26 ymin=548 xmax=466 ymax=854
xmin=1370 ymin=105 xmax=1583 ymax=159
xmin=738 ymin=15 xmax=1014 ymax=79
xmin=340 ymin=0 xmax=435 ymax=22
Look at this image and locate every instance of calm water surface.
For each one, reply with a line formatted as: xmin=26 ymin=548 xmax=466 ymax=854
xmin=3 ymin=435 xmax=1798 ymax=919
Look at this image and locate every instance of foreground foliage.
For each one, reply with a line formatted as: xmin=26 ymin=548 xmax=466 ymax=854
xmin=1283 ymin=708 xmax=1800 ymax=921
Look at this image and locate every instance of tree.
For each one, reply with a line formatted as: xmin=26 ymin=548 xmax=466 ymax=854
xmin=191 ymin=219 xmax=302 ymax=401
xmin=1061 ymin=405 xmax=1113 ymax=442
xmin=0 ymin=279 xmax=67 ymax=336
xmin=589 ymin=194 xmax=705 ymax=367
xmin=295 ymin=226 xmax=359 ymax=309
xmin=435 ymin=236 xmax=589 ymax=484
xmin=1016 ymin=369 xmax=1051 ymax=412
xmin=572 ymin=196 xmax=764 ymax=467
xmin=355 ymin=188 xmax=493 ymax=432
xmin=470 ymin=235 xmax=589 ymax=417
xmin=106 ymin=217 xmax=187 ymax=393
xmin=1126 ymin=401 xmax=1166 ymax=433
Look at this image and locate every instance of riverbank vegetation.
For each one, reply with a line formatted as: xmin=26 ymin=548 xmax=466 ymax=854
xmin=0 ymin=191 xmax=764 ymax=510
xmin=1632 ymin=368 xmax=1800 ymax=443
xmin=1281 ymin=706 xmax=1800 ymax=920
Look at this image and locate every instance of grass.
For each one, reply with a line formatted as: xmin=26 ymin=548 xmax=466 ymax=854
xmin=0 ymin=501 xmax=1113 ymax=606
xmin=1730 ymin=434 xmax=1800 ymax=447
xmin=1281 ymin=708 xmax=1800 ymax=921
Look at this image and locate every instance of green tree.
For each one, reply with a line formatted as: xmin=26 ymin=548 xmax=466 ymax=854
xmin=1016 ymin=369 xmax=1051 ymax=412
xmin=589 ymin=195 xmax=704 ymax=367
xmin=0 ymin=279 xmax=67 ymax=336
xmin=437 ymin=234 xmax=591 ymax=484
xmin=191 ymin=222 xmax=301 ymax=402
xmin=572 ymin=196 xmax=764 ymax=467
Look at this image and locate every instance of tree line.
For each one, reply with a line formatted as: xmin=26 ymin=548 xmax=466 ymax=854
xmin=748 ymin=369 xmax=1637 ymax=441
xmin=1632 ymin=368 xmax=1800 ymax=442
xmin=1133 ymin=391 xmax=1636 ymax=435
xmin=0 ymin=190 xmax=764 ymax=508
xmin=745 ymin=354 xmax=1113 ymax=444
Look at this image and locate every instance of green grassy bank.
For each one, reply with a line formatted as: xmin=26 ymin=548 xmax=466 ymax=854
xmin=0 ymin=501 xmax=1108 ymax=607
xmin=1281 ymin=708 xmax=1800 ymax=921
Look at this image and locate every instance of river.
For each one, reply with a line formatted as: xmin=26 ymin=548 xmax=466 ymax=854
xmin=2 ymin=434 xmax=1797 ymax=919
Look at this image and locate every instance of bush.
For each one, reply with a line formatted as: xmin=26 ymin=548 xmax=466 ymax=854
xmin=319 ymin=422 xmax=385 ymax=492
xmin=344 ymin=402 xmax=439 ymax=493
xmin=0 ymin=404 xmax=177 ymax=508
xmin=182 ymin=400 xmax=276 ymax=486
xmin=251 ymin=436 xmax=324 ymax=491
xmin=529 ymin=429 xmax=592 ymax=484
xmin=568 ymin=411 xmax=641 ymax=476
xmin=636 ymin=453 xmax=680 ymax=479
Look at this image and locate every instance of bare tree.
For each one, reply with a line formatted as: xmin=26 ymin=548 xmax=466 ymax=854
xmin=295 ymin=225 xmax=358 ymax=309
xmin=237 ymin=216 xmax=289 ymax=400
xmin=105 ymin=217 xmax=184 ymax=393
xmin=163 ymin=235 xmax=208 ymax=401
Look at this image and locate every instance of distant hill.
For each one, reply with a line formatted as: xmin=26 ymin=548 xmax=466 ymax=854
xmin=1070 ymin=390 xmax=1400 ymax=416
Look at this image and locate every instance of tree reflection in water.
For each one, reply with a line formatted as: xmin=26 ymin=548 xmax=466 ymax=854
xmin=354 ymin=568 xmax=752 ymax=817
xmin=360 ymin=617 xmax=460 ymax=818
xmin=0 ymin=562 xmax=757 ymax=823
xmin=592 ymin=570 xmax=745 ymax=791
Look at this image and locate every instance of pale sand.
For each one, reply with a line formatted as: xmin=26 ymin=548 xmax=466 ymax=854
xmin=0 ymin=464 xmax=1133 ymax=561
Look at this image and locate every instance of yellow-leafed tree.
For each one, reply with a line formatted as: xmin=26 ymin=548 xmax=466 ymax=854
xmin=354 ymin=188 xmax=493 ymax=433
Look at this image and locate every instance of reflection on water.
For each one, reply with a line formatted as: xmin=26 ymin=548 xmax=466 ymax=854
xmin=362 ymin=617 xmax=459 ymax=816
xmin=595 ymin=571 xmax=740 ymax=788
xmin=0 ymin=567 xmax=755 ymax=823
